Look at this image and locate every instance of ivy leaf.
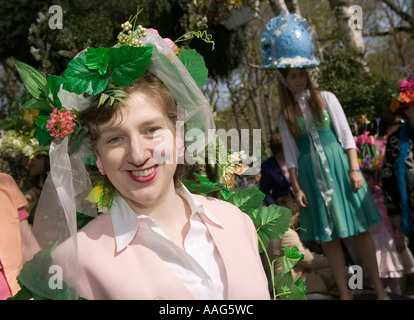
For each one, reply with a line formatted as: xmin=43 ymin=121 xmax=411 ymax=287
xmin=62 ymin=53 xmax=109 ymax=95
xmin=178 ymin=49 xmax=208 ymax=88
xmin=13 ymin=59 xmax=49 ymax=100
xmin=107 ymin=46 xmax=152 ymax=87
xmin=226 ymin=188 xmax=265 ymax=215
xmin=273 ymin=270 xmax=307 ymax=300
xmin=182 ymin=179 xmax=222 ymax=194
xmin=84 ymin=47 xmax=109 ymax=76
xmin=279 ymin=244 xmax=304 ymax=274
xmin=15 ymin=249 xmax=81 ymax=300
xmin=253 ymin=204 xmax=291 ymax=252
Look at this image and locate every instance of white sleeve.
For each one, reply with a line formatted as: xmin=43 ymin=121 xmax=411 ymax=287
xmin=322 ymin=91 xmax=356 ymax=150
xmin=278 ymin=113 xmax=299 ymax=169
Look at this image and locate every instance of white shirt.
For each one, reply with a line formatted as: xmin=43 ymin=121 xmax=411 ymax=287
xmin=110 ymin=185 xmax=227 ymax=299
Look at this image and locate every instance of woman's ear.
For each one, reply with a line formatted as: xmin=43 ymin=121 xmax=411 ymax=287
xmin=95 ymin=153 xmax=106 ymax=176
xmin=175 ymin=137 xmax=185 ymax=158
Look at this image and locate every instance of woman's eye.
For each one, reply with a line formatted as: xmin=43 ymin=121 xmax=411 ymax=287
xmin=107 ymin=136 xmax=121 ymax=144
xmin=146 ymin=127 xmax=160 ymax=135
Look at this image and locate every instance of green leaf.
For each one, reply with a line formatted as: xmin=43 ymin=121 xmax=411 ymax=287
xmin=279 ymin=244 xmax=304 ymax=274
xmin=84 ymin=155 xmax=97 ymax=166
xmin=21 ymin=98 xmax=54 ymax=113
xmin=77 ymin=211 xmax=95 ymax=229
xmin=273 ymin=270 xmax=307 ymax=300
xmin=13 ymin=59 xmax=49 ymax=100
xmin=36 ymin=127 xmax=53 ymax=146
xmin=16 ymin=249 xmax=81 ymax=300
xmin=47 ymin=75 xmax=64 ymax=109
xmin=178 ymin=49 xmax=208 ymax=87
xmin=253 ymin=204 xmax=291 ymax=252
xmin=62 ymin=53 xmax=109 ymax=95
xmin=68 ymin=126 xmax=89 ymax=155
xmin=35 ymin=114 xmax=53 ymax=145
xmin=182 ymin=179 xmax=222 ymax=194
xmin=84 ymin=47 xmax=109 ymax=76
xmin=226 ymin=188 xmax=265 ymax=215
xmin=107 ymin=46 xmax=152 ymax=87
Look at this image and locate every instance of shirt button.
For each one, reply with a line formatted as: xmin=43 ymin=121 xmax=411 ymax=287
xmin=201 ymin=279 xmax=208 ymax=286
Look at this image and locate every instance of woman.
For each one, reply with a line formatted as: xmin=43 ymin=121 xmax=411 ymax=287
xmin=382 ymin=73 xmax=414 ymax=255
xmin=72 ymin=72 xmax=269 ymax=300
xmin=261 ymin=13 xmax=387 ymax=300
xmin=15 ymin=17 xmax=269 ymax=300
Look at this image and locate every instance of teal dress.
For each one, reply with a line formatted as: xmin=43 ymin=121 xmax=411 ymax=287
xmin=296 ymin=109 xmax=382 ymax=242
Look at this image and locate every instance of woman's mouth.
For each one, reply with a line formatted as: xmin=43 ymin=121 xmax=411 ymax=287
xmin=128 ymin=166 xmax=157 ymax=183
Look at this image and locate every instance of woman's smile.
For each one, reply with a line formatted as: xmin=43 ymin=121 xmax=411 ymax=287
xmin=127 ymin=165 xmax=158 ymax=183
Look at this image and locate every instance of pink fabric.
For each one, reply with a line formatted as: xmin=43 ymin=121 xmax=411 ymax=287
xmin=0 ymin=206 xmax=28 ymax=299
xmin=369 ymin=186 xmax=414 ymax=278
xmin=53 ymin=194 xmax=270 ymax=300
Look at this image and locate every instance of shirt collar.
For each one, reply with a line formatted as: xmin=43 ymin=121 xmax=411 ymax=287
xmin=111 ymin=185 xmax=223 ymax=253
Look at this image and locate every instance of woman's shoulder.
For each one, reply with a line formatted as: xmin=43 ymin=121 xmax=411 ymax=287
xmin=193 ymin=193 xmax=239 ymax=211
xmin=192 ymin=193 xmax=249 ymax=221
xmin=319 ymin=90 xmax=338 ymax=101
xmin=77 ymin=213 xmax=114 ymax=242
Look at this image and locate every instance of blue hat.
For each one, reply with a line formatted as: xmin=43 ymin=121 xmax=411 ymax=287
xmin=260 ymin=12 xmax=320 ymax=69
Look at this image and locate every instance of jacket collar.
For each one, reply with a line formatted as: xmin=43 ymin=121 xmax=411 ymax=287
xmin=110 ymin=185 xmax=222 ymax=253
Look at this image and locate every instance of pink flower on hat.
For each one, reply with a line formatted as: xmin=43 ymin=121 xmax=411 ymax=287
xmin=146 ymin=28 xmax=178 ymax=54
xmin=46 ymin=108 xmax=77 ymax=141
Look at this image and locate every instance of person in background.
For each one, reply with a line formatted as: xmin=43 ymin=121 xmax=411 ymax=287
xmin=0 ymin=173 xmax=39 ymax=299
xmin=259 ymin=132 xmax=293 ymax=206
xmin=375 ymin=111 xmax=403 ymax=156
xmin=355 ymin=130 xmax=414 ymax=295
xmin=382 ymin=73 xmax=414 ymax=255
xmin=261 ymin=12 xmax=387 ymax=300
xmin=265 ymin=196 xmax=337 ymax=295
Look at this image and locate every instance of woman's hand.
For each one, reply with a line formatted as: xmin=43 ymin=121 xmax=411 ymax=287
xmin=349 ymin=170 xmax=364 ymax=192
xmin=294 ymin=189 xmax=308 ymax=208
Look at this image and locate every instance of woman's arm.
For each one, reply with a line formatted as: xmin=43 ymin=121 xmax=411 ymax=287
xmin=346 ymin=148 xmax=364 ymax=192
xmin=288 ymin=167 xmax=308 ymax=208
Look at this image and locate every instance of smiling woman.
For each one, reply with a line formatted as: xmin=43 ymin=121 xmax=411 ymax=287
xmin=13 ymin=12 xmax=270 ymax=300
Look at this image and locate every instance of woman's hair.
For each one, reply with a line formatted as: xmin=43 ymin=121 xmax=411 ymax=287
xmin=277 ymin=68 xmax=324 ymax=138
xmin=377 ymin=112 xmax=401 ymax=137
xmin=79 ymin=71 xmax=188 ymax=188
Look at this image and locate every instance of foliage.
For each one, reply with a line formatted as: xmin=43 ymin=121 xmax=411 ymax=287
xmin=318 ymin=49 xmax=395 ymax=120
xmin=182 ymin=173 xmax=306 ymax=300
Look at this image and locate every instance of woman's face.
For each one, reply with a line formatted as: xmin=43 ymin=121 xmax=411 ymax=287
xmin=285 ymin=68 xmax=308 ymax=95
xmin=94 ymin=92 xmax=178 ymax=210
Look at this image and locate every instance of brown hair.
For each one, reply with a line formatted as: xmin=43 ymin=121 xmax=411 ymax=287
xmin=275 ymin=196 xmax=300 ymax=214
xmin=277 ymin=68 xmax=325 ymax=138
xmin=79 ymin=71 xmax=188 ymax=187
xmin=269 ymin=132 xmax=283 ymax=156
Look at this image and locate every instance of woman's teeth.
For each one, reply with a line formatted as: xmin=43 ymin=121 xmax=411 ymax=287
xmin=131 ymin=167 xmax=155 ymax=177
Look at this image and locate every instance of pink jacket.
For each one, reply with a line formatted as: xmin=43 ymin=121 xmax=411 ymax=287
xmin=0 ymin=173 xmax=28 ymax=296
xmin=74 ymin=194 xmax=270 ymax=300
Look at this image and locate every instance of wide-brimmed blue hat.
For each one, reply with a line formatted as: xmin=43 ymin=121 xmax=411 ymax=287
xmin=260 ymin=12 xmax=320 ymax=69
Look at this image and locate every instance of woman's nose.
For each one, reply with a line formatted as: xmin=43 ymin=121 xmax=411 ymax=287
xmin=126 ymin=137 xmax=152 ymax=166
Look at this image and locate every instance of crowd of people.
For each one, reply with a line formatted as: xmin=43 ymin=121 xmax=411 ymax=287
xmin=1 ymin=10 xmax=414 ymax=301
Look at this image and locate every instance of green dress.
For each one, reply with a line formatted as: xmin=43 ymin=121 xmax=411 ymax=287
xmin=296 ymin=109 xmax=382 ymax=242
